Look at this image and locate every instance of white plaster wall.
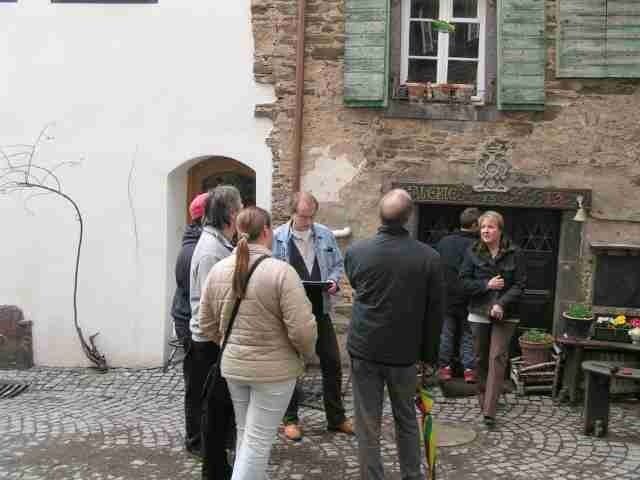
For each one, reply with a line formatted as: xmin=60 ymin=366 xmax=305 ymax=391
xmin=0 ymin=1 xmax=274 ymax=367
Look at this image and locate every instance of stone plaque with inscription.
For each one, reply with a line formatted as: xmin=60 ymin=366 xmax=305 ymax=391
xmin=393 ymin=183 xmax=592 ymax=210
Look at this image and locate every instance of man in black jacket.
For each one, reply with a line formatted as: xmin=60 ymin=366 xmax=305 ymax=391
xmin=170 ymin=192 xmax=207 ymax=457
xmin=435 ymin=207 xmax=480 ymax=383
xmin=344 ymin=189 xmax=444 ymax=480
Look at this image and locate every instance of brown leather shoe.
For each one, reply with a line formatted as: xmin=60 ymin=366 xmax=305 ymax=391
xmin=283 ymin=423 xmax=302 ymax=441
xmin=328 ymin=419 xmax=355 ymax=435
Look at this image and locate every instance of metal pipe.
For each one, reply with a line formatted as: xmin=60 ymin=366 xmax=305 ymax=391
xmin=292 ymin=0 xmax=306 ymax=193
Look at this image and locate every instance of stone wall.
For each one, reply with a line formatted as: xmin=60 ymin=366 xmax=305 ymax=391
xmin=251 ymin=0 xmax=640 ymax=305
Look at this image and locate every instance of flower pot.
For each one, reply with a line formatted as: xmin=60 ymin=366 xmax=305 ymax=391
xmin=406 ymin=82 xmax=427 ymax=103
xmin=562 ymin=312 xmax=594 ymax=339
xmin=429 ymin=83 xmax=454 ymax=102
xmin=426 ymin=83 xmax=474 ymax=103
xmin=450 ymin=83 xmax=474 ymax=102
xmin=519 ymin=338 xmax=553 ymax=367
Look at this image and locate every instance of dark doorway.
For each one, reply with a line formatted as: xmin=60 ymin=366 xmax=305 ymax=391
xmin=418 ymin=205 xmax=561 ymax=335
xmin=186 ymin=156 xmax=256 ymax=221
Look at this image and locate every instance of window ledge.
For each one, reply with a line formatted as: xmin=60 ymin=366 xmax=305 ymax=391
xmin=593 ymin=306 xmax=640 ymax=317
xmin=384 ymin=99 xmax=498 ymax=122
xmin=590 ymin=242 xmax=640 ymax=253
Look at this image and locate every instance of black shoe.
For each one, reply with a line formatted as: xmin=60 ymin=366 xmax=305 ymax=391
xmin=483 ymin=416 xmax=496 ymax=428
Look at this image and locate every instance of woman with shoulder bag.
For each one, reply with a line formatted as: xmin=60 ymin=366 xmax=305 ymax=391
xmin=199 ymin=206 xmax=317 ymax=480
xmin=459 ymin=211 xmax=527 ymax=428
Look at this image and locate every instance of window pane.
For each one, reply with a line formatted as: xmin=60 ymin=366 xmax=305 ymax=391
xmin=411 ymin=0 xmax=438 ymax=19
xmin=408 ymin=59 xmax=438 ymax=83
xmin=448 ymin=60 xmax=477 ymax=84
xmin=453 ymin=0 xmax=478 ymax=18
xmin=409 ymin=21 xmax=438 ymax=56
xmin=449 ymin=23 xmax=479 ymax=58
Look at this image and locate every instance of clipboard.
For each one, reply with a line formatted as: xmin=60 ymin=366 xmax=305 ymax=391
xmin=302 ymin=280 xmax=332 ymax=290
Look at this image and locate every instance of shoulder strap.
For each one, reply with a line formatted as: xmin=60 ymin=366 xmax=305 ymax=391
xmin=219 ymin=255 xmax=269 ymax=354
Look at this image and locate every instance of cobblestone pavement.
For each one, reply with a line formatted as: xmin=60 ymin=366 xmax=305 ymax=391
xmin=1 ymin=366 xmax=639 ymax=479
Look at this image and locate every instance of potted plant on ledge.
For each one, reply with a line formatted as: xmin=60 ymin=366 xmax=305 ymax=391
xmin=562 ymin=303 xmax=594 ymax=339
xmin=519 ymin=328 xmax=554 ymax=366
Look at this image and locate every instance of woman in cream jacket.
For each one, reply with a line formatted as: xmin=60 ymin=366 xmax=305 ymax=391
xmin=200 ymin=206 xmax=317 ymax=480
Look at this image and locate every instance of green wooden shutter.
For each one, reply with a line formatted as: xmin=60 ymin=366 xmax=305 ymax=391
xmin=557 ymin=0 xmax=607 ymax=77
xmin=344 ymin=0 xmax=389 ymax=108
xmin=497 ymin=0 xmax=545 ymax=111
xmin=606 ymin=0 xmax=640 ymax=77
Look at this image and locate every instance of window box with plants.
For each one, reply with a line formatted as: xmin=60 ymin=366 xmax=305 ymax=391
xmin=592 ymin=315 xmax=640 ymax=344
xmin=562 ymin=304 xmax=594 ymax=339
xmin=519 ymin=328 xmax=554 ymax=367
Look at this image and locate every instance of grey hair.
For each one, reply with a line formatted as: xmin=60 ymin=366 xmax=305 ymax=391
xmin=379 ymin=189 xmax=413 ymax=227
xmin=203 ymin=185 xmax=243 ymax=229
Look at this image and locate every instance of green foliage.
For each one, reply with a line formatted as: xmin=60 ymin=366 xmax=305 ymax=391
xmin=565 ymin=303 xmax=593 ymax=319
xmin=520 ymin=328 xmax=553 ymax=344
xmin=431 ymin=20 xmax=455 ymax=33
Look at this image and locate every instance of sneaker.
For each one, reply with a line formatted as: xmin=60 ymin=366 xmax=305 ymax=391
xmin=464 ymin=369 xmax=477 ymax=383
xmin=438 ymin=366 xmax=453 ymax=382
xmin=328 ymin=418 xmax=355 ymax=436
xmin=283 ymin=423 xmax=303 ymax=441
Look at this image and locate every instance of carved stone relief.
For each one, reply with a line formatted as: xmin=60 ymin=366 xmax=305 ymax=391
xmin=474 ymin=140 xmax=512 ymax=192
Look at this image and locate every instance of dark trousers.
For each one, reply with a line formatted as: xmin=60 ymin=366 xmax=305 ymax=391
xmin=182 ymin=337 xmax=201 ymax=453
xmin=283 ymin=314 xmax=346 ymax=428
xmin=351 ymin=357 xmax=422 ymax=480
xmin=438 ymin=308 xmax=475 ymax=371
xmin=469 ymin=321 xmax=517 ymax=418
xmin=186 ymin=340 xmax=234 ymax=480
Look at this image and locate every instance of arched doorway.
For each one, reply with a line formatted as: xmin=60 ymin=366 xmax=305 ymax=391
xmin=186 ymin=156 xmax=256 ymax=220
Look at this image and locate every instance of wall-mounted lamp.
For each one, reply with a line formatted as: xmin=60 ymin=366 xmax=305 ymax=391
xmin=573 ymin=195 xmax=587 ymax=222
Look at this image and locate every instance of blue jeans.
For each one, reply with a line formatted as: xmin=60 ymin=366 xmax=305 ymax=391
xmin=227 ymin=378 xmax=296 ymax=480
xmin=438 ymin=309 xmax=475 ymax=370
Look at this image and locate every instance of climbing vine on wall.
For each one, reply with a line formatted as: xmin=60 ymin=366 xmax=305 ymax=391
xmin=0 ymin=125 xmax=108 ymax=371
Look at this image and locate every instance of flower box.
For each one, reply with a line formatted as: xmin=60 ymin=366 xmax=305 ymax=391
xmin=592 ymin=326 xmax=632 ymax=343
xmin=591 ymin=315 xmax=640 ymax=343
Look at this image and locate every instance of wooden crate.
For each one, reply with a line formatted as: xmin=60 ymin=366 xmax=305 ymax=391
xmin=511 ymin=356 xmax=558 ymax=396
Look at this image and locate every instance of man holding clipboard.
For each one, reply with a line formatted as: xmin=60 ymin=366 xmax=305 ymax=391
xmin=273 ymin=192 xmax=354 ymax=441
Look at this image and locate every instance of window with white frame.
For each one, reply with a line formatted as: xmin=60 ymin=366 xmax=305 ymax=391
xmin=401 ymin=0 xmax=486 ymax=97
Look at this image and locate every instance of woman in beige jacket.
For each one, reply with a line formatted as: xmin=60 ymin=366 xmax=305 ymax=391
xmin=200 ymin=206 xmax=317 ymax=480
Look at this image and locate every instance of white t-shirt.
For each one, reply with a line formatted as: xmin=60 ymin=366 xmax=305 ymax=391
xmin=291 ymin=228 xmax=316 ymax=275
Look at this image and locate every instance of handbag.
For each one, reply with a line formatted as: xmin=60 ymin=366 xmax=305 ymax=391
xmin=202 ymin=254 xmax=269 ymax=404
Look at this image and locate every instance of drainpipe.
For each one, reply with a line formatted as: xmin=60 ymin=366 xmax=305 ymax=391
xmin=292 ymin=0 xmax=306 ymax=193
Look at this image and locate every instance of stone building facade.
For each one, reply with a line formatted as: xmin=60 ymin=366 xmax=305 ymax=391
xmin=251 ymin=0 xmax=640 ymax=334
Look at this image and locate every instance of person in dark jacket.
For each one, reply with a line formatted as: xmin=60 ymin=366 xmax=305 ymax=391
xmin=460 ymin=210 xmax=526 ymax=428
xmin=171 ymin=192 xmax=208 ymax=457
xmin=435 ymin=207 xmax=480 ymax=383
xmin=345 ymin=189 xmax=444 ymax=480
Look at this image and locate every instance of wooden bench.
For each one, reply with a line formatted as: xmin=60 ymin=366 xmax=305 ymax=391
xmin=553 ymin=337 xmax=640 ymax=404
xmin=582 ymin=360 xmax=640 ymax=437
